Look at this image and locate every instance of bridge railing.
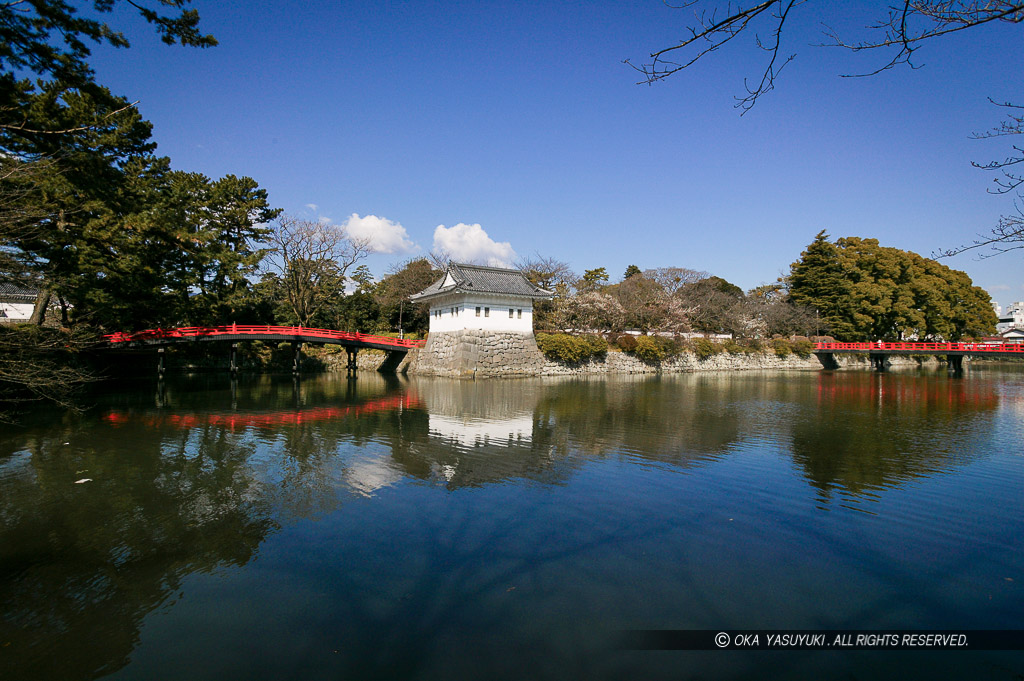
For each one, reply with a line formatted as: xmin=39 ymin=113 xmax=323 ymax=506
xmin=102 ymin=325 xmax=426 ymax=349
xmin=814 ymin=341 xmax=1024 ymax=353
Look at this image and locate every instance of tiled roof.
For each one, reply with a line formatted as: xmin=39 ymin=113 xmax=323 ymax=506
xmin=0 ymin=282 xmax=38 ymax=301
xmin=410 ymin=263 xmax=554 ymax=302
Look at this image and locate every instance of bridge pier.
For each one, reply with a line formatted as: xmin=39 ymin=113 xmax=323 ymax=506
xmin=871 ymin=354 xmax=888 ymax=372
xmin=230 ymin=343 xmax=238 ymax=375
xmin=947 ymin=354 xmax=964 ymax=375
xmin=293 ymin=342 xmax=303 ymax=375
xmin=157 ymin=347 xmax=165 ymax=377
xmin=346 ymin=347 xmax=359 ymax=376
xmin=815 ymin=352 xmax=839 ymax=370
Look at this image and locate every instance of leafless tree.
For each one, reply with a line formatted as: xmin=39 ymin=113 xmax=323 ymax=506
xmin=515 ymin=254 xmax=578 ymax=292
xmin=264 ymin=216 xmax=370 ymax=327
xmin=627 ymin=2 xmax=1024 ymax=257
xmin=935 ymin=100 xmax=1024 ymax=257
xmin=627 ymin=1 xmax=1024 ymax=113
xmin=642 ymin=267 xmax=708 ymax=296
xmin=0 ymin=325 xmax=98 ymax=421
xmin=426 ymin=248 xmax=452 ymax=271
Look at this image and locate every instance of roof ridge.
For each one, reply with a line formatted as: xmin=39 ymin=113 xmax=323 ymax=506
xmin=450 ymin=262 xmax=518 ymax=272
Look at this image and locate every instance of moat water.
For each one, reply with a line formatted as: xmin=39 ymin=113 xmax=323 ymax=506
xmin=2 ymin=367 xmax=1023 ymax=680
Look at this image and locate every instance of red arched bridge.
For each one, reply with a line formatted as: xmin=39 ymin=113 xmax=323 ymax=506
xmin=814 ymin=341 xmax=1024 ymax=372
xmin=103 ymin=324 xmax=426 ymax=374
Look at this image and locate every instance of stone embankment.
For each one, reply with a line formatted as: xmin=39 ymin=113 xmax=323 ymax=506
xmin=317 ymin=332 xmax=944 ymax=377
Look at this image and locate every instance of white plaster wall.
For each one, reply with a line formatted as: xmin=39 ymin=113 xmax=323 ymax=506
xmin=428 ymin=293 xmax=535 ymax=333
xmin=428 ymin=413 xmax=534 ymax=447
xmin=0 ymin=302 xmax=34 ymax=321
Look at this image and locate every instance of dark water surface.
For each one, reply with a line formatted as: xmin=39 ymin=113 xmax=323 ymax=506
xmin=2 ymin=368 xmax=1023 ymax=680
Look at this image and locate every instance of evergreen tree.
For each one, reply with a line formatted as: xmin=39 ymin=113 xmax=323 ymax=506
xmin=788 ymin=233 xmax=996 ymax=341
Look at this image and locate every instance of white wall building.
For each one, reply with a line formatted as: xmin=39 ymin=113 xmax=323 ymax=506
xmin=0 ymin=284 xmax=37 ymax=322
xmin=996 ymin=301 xmax=1024 ymax=333
xmin=410 ymin=263 xmax=554 ymax=334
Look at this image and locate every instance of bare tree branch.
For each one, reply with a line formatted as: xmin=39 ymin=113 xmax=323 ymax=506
xmin=263 ymin=216 xmax=371 ymax=326
xmin=0 ymin=101 xmax=139 ymax=135
xmin=630 ymin=1 xmax=1024 ymax=111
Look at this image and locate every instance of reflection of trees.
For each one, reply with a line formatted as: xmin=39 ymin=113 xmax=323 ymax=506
xmin=390 ymin=375 xmax=754 ymax=490
xmin=0 ymin=421 xmax=275 ymax=681
xmin=534 ymin=375 xmax=745 ymax=465
xmin=0 ymin=373 xmax=422 ymax=680
xmin=789 ymin=372 xmax=999 ymax=499
xmin=3 ymin=369 xmax=1011 ymax=678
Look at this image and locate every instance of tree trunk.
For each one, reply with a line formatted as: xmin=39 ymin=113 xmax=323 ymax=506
xmin=29 ymin=287 xmax=51 ymax=326
xmin=58 ymin=294 xmax=71 ymax=327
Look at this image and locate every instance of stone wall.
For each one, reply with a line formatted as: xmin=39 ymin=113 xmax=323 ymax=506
xmin=834 ymin=354 xmax=942 ymax=370
xmin=406 ymin=330 xmax=823 ymax=377
xmin=314 ymin=336 xmax=946 ymax=378
xmin=411 ymin=329 xmax=545 ymax=378
xmin=536 ymin=349 xmax=823 ymax=375
xmin=315 ymin=346 xmax=416 ymax=373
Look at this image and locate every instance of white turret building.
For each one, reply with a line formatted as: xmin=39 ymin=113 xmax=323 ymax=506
xmin=409 ymin=263 xmax=554 ymax=377
xmin=410 ymin=263 xmax=553 ymax=334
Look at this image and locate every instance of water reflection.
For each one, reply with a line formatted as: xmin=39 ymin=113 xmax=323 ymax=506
xmin=791 ymin=372 xmax=999 ymax=501
xmin=0 ymin=370 xmax=1017 ymax=681
xmin=0 ymin=420 xmax=276 ymax=680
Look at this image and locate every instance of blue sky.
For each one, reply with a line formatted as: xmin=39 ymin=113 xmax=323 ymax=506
xmin=88 ymin=0 xmax=1023 ymax=306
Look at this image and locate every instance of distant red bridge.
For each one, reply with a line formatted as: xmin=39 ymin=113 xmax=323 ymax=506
xmin=814 ymin=341 xmax=1024 ymax=371
xmin=102 ymin=324 xmax=425 ymax=374
xmin=103 ymin=324 xmax=425 ymax=351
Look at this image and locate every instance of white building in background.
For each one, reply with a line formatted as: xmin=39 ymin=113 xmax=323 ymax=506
xmin=996 ymin=301 xmax=1024 ymax=334
xmin=410 ymin=263 xmax=554 ymax=334
xmin=0 ymin=284 xmax=36 ymax=322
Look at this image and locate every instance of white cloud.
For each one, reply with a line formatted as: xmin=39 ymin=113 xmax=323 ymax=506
xmin=305 ymin=203 xmax=319 ymax=212
xmin=341 ymin=213 xmax=418 ymax=254
xmin=989 ymin=284 xmax=1011 ymax=291
xmin=432 ymin=223 xmax=516 ymax=267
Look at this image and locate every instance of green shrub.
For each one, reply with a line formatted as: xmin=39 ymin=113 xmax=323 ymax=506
xmin=582 ymin=334 xmax=608 ymax=357
xmin=632 ymin=335 xmax=665 ymax=361
xmin=743 ymin=338 xmax=764 ymax=353
xmin=654 ymin=335 xmax=678 ymax=357
xmin=770 ymin=337 xmax=792 ymax=357
xmin=692 ymin=337 xmax=723 ymax=360
xmin=791 ymin=339 xmax=814 ymax=358
xmin=536 ymin=333 xmax=607 ymax=363
xmin=722 ymin=339 xmax=744 ymax=354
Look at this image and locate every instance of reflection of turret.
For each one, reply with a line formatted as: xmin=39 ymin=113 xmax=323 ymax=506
xmin=391 ymin=375 xmax=748 ymax=489
xmin=428 ymin=413 xmax=534 ymax=447
xmin=389 ymin=378 xmax=571 ymax=488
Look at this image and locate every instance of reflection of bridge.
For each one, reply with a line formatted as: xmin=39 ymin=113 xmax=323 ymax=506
xmin=814 ymin=341 xmax=1024 ymax=372
xmin=103 ymin=325 xmax=426 ymax=374
xmin=102 ymin=392 xmax=423 ymax=431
